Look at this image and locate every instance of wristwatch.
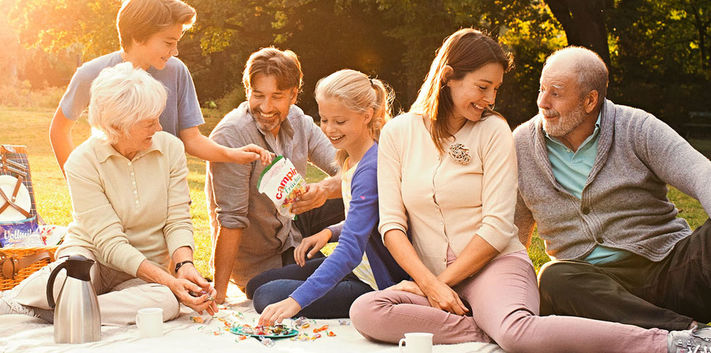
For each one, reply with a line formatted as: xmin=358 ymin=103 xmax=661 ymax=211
xmin=174 ymin=260 xmax=194 ymax=273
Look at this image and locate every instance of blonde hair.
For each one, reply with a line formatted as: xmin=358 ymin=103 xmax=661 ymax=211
xmin=315 ymin=69 xmax=394 ymax=167
xmin=410 ymin=28 xmax=513 ymax=154
xmin=117 ymin=0 xmax=196 ymax=51
xmin=88 ymin=62 xmax=167 ymax=144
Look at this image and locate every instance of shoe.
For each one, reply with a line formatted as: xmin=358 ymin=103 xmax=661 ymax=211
xmin=668 ymin=325 xmax=711 ymax=353
xmin=0 ymin=289 xmax=37 ymax=316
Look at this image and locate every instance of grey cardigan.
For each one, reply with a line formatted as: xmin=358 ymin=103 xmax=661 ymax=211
xmin=513 ymin=99 xmax=711 ymax=262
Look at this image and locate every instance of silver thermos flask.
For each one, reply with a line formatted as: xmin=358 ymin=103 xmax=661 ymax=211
xmin=46 ymin=254 xmax=101 ymax=343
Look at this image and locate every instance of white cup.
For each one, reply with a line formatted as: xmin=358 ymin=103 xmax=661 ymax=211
xmin=398 ymin=332 xmax=433 ymax=353
xmin=136 ymin=308 xmax=163 ymax=338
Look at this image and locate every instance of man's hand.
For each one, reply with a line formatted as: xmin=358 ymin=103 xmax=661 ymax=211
xmin=258 ymin=297 xmax=302 ymax=326
xmin=176 ymin=263 xmax=218 ymax=315
xmin=291 ymin=183 xmax=328 ymax=215
xmin=294 ymin=229 xmax=331 ymax=267
xmin=226 ymin=144 xmax=273 ymax=165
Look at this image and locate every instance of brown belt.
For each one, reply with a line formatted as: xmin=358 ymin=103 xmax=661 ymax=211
xmin=0 ymin=250 xmax=50 ymax=280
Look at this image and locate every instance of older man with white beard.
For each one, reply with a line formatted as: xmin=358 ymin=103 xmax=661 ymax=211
xmin=513 ymin=47 xmax=711 ymax=332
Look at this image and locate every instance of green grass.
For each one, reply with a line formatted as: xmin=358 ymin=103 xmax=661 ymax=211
xmin=689 ymin=138 xmax=711 ymax=158
xmin=2 ymin=106 xmax=707 ymax=276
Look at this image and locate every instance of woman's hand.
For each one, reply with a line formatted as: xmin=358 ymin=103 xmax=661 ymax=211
xmin=294 ymin=229 xmax=331 ymax=267
xmin=258 ymin=297 xmax=302 ymax=326
xmin=420 ymin=277 xmax=469 ymax=316
xmin=175 ymin=263 xmax=218 ymax=315
xmin=389 ymin=280 xmax=425 ymax=296
xmin=227 ymin=144 xmax=273 ymax=165
xmin=167 ymin=277 xmax=218 ymax=315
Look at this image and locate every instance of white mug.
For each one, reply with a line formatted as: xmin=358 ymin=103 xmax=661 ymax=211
xmin=136 ymin=308 xmax=163 ymax=338
xmin=398 ymin=332 xmax=433 ymax=353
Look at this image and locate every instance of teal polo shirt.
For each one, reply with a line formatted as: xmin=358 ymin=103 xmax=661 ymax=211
xmin=544 ymin=114 xmax=631 ymax=265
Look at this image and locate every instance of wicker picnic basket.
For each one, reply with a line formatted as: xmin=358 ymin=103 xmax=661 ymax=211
xmin=0 ymin=144 xmax=57 ymax=290
xmin=0 ymin=246 xmax=57 ymax=290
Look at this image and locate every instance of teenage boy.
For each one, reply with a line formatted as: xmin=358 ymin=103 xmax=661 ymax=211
xmin=49 ymin=0 xmax=269 ymax=174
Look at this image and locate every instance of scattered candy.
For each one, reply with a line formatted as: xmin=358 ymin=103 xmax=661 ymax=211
xmin=301 ymin=323 xmax=310 ymax=329
xmin=260 ymin=337 xmax=275 ymax=347
xmin=311 ymin=333 xmax=322 ymax=340
xmin=190 ymin=316 xmax=205 ymax=323
xmin=294 ymin=316 xmax=308 ymax=326
xmin=236 ymin=335 xmax=247 ymax=341
xmin=327 ymin=331 xmax=336 ymax=337
xmin=189 ymin=290 xmax=216 ymax=301
xmin=338 ymin=319 xmax=351 ymax=326
xmin=313 ymin=324 xmax=329 ymax=333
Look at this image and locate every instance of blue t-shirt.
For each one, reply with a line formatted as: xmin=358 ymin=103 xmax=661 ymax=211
xmin=59 ymin=51 xmax=204 ymax=136
xmin=544 ymin=114 xmax=632 ymax=265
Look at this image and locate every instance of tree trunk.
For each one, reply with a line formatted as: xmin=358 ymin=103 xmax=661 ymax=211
xmin=545 ymin=0 xmax=612 ymax=69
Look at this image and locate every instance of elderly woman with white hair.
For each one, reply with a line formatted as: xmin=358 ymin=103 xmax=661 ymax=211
xmin=0 ymin=62 xmax=217 ymax=325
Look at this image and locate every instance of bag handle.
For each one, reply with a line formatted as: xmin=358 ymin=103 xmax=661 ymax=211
xmin=0 ymin=250 xmax=51 ymax=280
xmin=0 ymin=175 xmax=31 ymax=218
xmin=0 ymin=145 xmax=29 ymax=178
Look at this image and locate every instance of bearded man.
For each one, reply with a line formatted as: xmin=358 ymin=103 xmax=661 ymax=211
xmin=513 ymin=46 xmax=711 ymax=331
xmin=205 ymin=47 xmax=343 ymax=303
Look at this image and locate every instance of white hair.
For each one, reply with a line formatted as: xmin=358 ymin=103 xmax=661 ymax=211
xmin=544 ymin=47 xmax=609 ymax=106
xmin=88 ymin=62 xmax=167 ymax=144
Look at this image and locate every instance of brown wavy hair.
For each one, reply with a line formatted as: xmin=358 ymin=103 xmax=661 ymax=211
xmin=410 ymin=28 xmax=513 ymax=154
xmin=243 ymin=47 xmax=303 ymax=93
xmin=117 ymin=0 xmax=196 ymax=50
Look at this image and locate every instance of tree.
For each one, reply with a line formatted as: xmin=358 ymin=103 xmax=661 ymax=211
xmin=544 ymin=0 xmax=612 ymax=67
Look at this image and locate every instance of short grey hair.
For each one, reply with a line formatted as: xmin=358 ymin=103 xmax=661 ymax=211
xmin=545 ymin=46 xmax=608 ymax=107
xmin=88 ymin=62 xmax=167 ymax=144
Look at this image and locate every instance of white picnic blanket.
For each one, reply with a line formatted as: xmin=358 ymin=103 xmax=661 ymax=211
xmin=0 ymin=286 xmax=505 ymax=353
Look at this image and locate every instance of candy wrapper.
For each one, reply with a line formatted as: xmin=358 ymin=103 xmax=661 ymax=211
xmin=257 ymin=156 xmax=306 ymax=219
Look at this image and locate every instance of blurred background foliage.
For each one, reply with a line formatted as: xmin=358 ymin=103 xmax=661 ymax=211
xmin=1 ymin=0 xmax=710 ymax=130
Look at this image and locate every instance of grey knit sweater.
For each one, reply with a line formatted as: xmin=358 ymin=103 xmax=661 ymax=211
xmin=513 ymin=99 xmax=711 ymax=261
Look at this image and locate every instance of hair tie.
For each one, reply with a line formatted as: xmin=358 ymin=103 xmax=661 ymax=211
xmin=369 ymin=78 xmax=375 ymax=87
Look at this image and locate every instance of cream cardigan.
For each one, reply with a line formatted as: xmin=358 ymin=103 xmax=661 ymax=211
xmin=60 ymin=132 xmax=194 ymax=276
xmin=378 ymin=113 xmax=524 ymax=275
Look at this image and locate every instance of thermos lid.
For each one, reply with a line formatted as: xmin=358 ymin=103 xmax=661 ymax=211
xmin=63 ymin=255 xmax=95 ymax=281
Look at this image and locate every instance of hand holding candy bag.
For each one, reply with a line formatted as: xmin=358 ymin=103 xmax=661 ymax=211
xmin=257 ymin=156 xmax=307 ymax=219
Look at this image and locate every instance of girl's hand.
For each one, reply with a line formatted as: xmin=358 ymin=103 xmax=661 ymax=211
xmin=294 ymin=229 xmax=331 ymax=267
xmin=258 ymin=297 xmax=302 ymax=326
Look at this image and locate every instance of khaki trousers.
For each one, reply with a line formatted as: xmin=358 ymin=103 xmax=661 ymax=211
xmin=12 ymin=246 xmax=179 ymax=325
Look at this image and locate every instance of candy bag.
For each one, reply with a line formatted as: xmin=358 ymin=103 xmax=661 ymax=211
xmin=257 ymin=156 xmax=306 ymax=219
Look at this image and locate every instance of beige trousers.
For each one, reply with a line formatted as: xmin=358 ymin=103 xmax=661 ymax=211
xmin=12 ymin=246 xmax=179 ymax=325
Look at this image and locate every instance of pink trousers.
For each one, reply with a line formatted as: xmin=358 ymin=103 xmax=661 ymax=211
xmin=350 ymin=250 xmax=668 ymax=353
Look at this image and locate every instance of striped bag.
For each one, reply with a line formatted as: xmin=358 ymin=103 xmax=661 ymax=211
xmin=0 ymin=145 xmax=39 ymax=247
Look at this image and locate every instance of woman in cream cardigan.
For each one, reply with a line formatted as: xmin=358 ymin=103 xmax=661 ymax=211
xmin=1 ymin=63 xmax=217 ymax=325
xmin=349 ymin=28 xmax=702 ymax=353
